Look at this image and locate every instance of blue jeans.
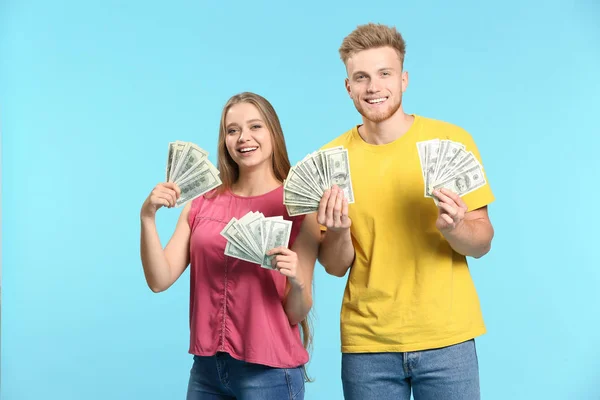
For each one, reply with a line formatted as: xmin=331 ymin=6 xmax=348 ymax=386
xmin=342 ymin=339 xmax=480 ymax=400
xmin=186 ymin=352 xmax=305 ymax=400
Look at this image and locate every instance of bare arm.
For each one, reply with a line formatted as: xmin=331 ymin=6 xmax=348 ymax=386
xmin=316 ymin=186 xmax=355 ymax=277
xmin=268 ymin=214 xmax=321 ymax=325
xmin=433 ymin=188 xmax=494 ymax=259
xmin=442 ymin=207 xmax=494 ymax=258
xmin=318 ymin=228 xmax=355 ymax=277
xmin=139 ymin=183 xmax=192 ymax=292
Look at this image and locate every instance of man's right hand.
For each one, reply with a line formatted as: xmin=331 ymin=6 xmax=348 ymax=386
xmin=317 ymin=185 xmax=351 ymax=232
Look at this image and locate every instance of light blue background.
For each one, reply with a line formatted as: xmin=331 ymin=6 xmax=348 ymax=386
xmin=2 ymin=0 xmax=599 ymax=399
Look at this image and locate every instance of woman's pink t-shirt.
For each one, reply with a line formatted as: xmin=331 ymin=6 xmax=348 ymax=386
xmin=186 ymin=185 xmax=308 ymax=368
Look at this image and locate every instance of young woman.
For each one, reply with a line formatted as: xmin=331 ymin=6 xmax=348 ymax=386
xmin=139 ymin=92 xmax=321 ymax=400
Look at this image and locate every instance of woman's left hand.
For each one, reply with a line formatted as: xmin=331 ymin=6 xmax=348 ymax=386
xmin=266 ymin=247 xmax=304 ymax=289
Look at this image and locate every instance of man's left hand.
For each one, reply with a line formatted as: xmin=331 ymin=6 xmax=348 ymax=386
xmin=433 ymin=188 xmax=468 ymax=233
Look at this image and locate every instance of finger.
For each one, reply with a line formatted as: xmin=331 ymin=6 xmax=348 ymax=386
xmin=159 ymin=188 xmax=177 ymax=207
xmin=317 ymin=190 xmax=332 ymax=225
xmin=433 ymin=189 xmax=459 ymax=210
xmin=450 ymin=190 xmax=468 ymax=210
xmin=333 ymin=190 xmax=344 ymax=224
xmin=163 ymin=182 xmax=181 ymax=197
xmin=277 ymin=269 xmax=294 ymax=278
xmin=341 ymin=197 xmax=349 ymax=220
xmin=272 ymin=255 xmax=293 ymax=265
xmin=439 ymin=188 xmax=463 ymax=208
xmin=441 ymin=214 xmax=454 ymax=225
xmin=152 ymin=195 xmax=170 ymax=208
xmin=267 ymin=246 xmax=291 ymax=256
xmin=153 ymin=191 xmax=172 ymax=204
xmin=325 ymin=188 xmax=339 ymax=225
xmin=267 ymin=249 xmax=295 ymax=258
xmin=154 ymin=187 xmax=175 ymax=206
xmin=276 ymin=265 xmax=295 ymax=277
xmin=438 ymin=202 xmax=458 ymax=219
xmin=273 ymin=261 xmax=293 ymax=271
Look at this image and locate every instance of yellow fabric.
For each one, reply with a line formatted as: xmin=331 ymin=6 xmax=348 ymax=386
xmin=321 ymin=115 xmax=495 ymax=353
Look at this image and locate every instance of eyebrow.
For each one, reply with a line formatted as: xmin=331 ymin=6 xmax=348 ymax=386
xmin=226 ymin=119 xmax=264 ymax=129
xmin=353 ymin=67 xmax=393 ymax=77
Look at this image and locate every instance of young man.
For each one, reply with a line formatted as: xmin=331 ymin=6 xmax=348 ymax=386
xmin=317 ymin=23 xmax=495 ymax=400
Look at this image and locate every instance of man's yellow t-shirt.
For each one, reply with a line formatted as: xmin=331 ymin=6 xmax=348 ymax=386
xmin=321 ymin=115 xmax=495 ymax=353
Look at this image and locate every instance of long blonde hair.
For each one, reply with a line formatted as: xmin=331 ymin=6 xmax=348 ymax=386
xmin=215 ymin=92 xmax=314 ymax=376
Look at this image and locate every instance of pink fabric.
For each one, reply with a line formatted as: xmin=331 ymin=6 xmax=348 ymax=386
xmin=186 ymin=185 xmax=308 ymax=368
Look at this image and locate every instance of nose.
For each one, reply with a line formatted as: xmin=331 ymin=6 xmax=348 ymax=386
xmin=237 ymin=128 xmax=248 ymax=142
xmin=367 ymin=77 xmax=381 ymax=93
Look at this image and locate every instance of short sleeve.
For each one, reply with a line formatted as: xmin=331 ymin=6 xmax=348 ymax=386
xmin=452 ymin=128 xmax=495 ymax=212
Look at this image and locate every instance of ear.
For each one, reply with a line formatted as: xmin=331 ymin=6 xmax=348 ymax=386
xmin=345 ymin=78 xmax=352 ymax=98
xmin=402 ymin=70 xmax=409 ymax=93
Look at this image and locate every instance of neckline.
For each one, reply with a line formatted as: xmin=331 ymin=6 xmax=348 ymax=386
xmin=226 ymin=184 xmax=282 ymax=199
xmin=351 ymin=114 xmax=421 ymax=152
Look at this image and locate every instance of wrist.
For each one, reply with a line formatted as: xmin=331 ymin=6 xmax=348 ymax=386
xmin=440 ymin=219 xmax=467 ymax=238
xmin=140 ymin=200 xmax=157 ymax=221
xmin=140 ymin=210 xmax=156 ymax=224
xmin=325 ymin=226 xmax=351 ymax=241
xmin=289 ymin=278 xmax=306 ymax=291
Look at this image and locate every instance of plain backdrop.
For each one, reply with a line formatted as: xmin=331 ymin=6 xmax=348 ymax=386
xmin=1 ymin=0 xmax=599 ymax=399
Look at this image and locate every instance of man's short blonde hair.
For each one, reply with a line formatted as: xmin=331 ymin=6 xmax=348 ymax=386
xmin=339 ymin=23 xmax=407 ymax=68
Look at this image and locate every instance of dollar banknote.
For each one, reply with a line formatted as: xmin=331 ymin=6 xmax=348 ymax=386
xmin=175 ymin=166 xmax=222 ymax=207
xmin=165 ymin=141 xmax=222 ymax=206
xmin=283 ymin=146 xmax=354 ymax=216
xmin=416 ymin=139 xmax=487 ymax=198
xmin=220 ymin=211 xmax=290 ymax=269
xmin=171 ymin=143 xmax=209 ymax=183
xmin=261 ymin=219 xmax=293 ymax=269
xmin=432 ymin=163 xmax=486 ymax=202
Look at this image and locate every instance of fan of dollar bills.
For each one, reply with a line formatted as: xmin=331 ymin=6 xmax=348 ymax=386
xmin=166 ymin=141 xmax=222 ymax=207
xmin=283 ymin=146 xmax=355 ymax=216
xmin=220 ymin=211 xmax=293 ymax=269
xmin=417 ymin=139 xmax=487 ymax=199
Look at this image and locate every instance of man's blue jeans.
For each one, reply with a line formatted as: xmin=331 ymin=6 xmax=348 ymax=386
xmin=342 ymin=339 xmax=480 ymax=400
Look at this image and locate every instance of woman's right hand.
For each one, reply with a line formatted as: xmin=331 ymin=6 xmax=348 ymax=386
xmin=141 ymin=182 xmax=181 ymax=219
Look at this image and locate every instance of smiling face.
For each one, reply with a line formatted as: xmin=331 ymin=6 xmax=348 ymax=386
xmin=344 ymin=46 xmax=408 ymax=124
xmin=215 ymin=92 xmax=292 ymax=191
xmin=224 ymin=102 xmax=274 ymax=173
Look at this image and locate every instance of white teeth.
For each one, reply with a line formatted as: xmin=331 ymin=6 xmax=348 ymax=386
xmin=240 ymin=147 xmax=257 ymax=153
xmin=367 ymin=98 xmax=387 ymax=104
